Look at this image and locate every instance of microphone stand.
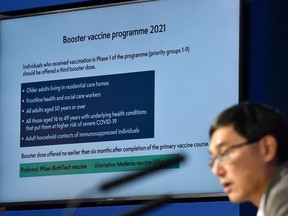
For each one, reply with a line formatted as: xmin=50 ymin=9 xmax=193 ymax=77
xmin=66 ymin=154 xmax=185 ymax=216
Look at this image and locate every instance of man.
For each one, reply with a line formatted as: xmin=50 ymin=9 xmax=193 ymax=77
xmin=208 ymin=102 xmax=288 ymax=216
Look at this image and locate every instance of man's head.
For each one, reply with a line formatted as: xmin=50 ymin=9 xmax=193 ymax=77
xmin=208 ymin=102 xmax=288 ymax=206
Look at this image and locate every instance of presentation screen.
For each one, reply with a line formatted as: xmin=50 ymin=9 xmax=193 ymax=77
xmin=0 ymin=0 xmax=240 ymax=206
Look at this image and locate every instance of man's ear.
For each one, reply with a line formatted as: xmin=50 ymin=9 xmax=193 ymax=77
xmin=259 ymin=135 xmax=278 ymax=164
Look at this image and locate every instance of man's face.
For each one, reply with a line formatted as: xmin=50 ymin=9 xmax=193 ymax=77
xmin=209 ymin=124 xmax=267 ymax=205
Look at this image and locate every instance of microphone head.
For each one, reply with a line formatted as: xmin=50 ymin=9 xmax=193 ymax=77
xmin=99 ymin=153 xmax=186 ymax=191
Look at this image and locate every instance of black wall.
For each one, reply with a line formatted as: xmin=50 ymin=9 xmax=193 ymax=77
xmin=247 ymin=0 xmax=288 ymax=118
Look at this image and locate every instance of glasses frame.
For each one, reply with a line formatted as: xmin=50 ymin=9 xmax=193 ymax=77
xmin=208 ymin=139 xmax=259 ymax=169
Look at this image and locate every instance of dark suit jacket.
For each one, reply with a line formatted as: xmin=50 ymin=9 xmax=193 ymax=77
xmin=264 ymin=161 xmax=288 ymax=216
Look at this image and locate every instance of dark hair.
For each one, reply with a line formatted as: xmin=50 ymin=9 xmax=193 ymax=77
xmin=209 ymin=101 xmax=288 ymax=163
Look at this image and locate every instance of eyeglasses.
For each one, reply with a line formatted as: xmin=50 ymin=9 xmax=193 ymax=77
xmin=208 ymin=139 xmax=259 ymax=169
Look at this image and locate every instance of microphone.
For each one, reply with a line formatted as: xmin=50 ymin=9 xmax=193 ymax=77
xmin=100 ymin=154 xmax=185 ymax=191
xmin=66 ymin=154 xmax=185 ymax=216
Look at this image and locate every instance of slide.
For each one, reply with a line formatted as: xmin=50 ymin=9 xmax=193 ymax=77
xmin=0 ymin=0 xmax=240 ymax=204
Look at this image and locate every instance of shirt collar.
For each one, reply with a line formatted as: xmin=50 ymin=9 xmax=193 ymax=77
xmin=256 ymin=193 xmax=266 ymax=216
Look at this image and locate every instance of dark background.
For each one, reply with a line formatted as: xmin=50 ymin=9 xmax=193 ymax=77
xmin=244 ymin=0 xmax=288 ymax=118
